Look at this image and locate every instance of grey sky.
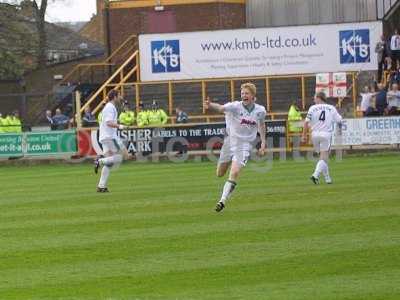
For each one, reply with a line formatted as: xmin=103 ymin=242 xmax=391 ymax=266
xmin=46 ymin=0 xmax=97 ymax=23
xmin=0 ymin=0 xmax=97 ymax=22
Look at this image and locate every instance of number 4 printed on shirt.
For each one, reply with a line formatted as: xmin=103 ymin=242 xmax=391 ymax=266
xmin=319 ymin=111 xmax=326 ymax=121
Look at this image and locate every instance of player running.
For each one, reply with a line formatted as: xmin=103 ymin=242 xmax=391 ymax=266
xmin=301 ymin=92 xmax=342 ymax=184
xmin=94 ymin=90 xmax=129 ymax=192
xmin=204 ymin=83 xmax=266 ymax=212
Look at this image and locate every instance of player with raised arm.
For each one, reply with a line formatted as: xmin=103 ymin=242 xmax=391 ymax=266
xmin=301 ymin=92 xmax=342 ymax=184
xmin=204 ymin=83 xmax=266 ymax=212
xmin=94 ymin=90 xmax=130 ymax=192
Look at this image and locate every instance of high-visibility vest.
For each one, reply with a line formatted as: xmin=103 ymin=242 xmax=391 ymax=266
xmin=148 ymin=109 xmax=168 ymax=125
xmin=288 ymin=105 xmax=303 ymax=133
xmin=157 ymin=109 xmax=168 ymax=125
xmin=11 ymin=117 xmax=22 ymax=133
xmin=0 ymin=117 xmax=6 ymax=133
xmin=119 ymin=111 xmax=135 ymax=126
xmin=137 ymin=111 xmax=149 ymax=127
xmin=3 ymin=116 xmax=22 ymax=133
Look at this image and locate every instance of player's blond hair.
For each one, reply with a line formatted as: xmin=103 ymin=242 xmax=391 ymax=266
xmin=241 ymin=83 xmax=257 ymax=96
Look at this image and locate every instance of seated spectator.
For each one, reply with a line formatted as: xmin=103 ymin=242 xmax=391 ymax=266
xmin=119 ymin=102 xmax=135 ymax=126
xmin=148 ymin=101 xmax=168 ymax=126
xmin=360 ymin=86 xmax=378 ymax=117
xmin=375 ymin=83 xmax=388 ymax=116
xmin=387 ymin=83 xmax=400 ymax=115
xmin=82 ymin=107 xmax=97 ymax=127
xmin=136 ymin=102 xmax=149 ymax=127
xmin=176 ymin=106 xmax=188 ymax=124
xmin=52 ymin=108 xmax=69 ymax=130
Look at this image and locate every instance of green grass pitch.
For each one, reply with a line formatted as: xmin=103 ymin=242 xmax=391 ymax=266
xmin=1 ymin=153 xmax=400 ymax=300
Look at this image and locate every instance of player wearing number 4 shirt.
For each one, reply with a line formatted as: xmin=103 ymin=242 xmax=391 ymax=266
xmin=204 ymin=83 xmax=267 ymax=212
xmin=302 ymin=92 xmax=342 ymax=184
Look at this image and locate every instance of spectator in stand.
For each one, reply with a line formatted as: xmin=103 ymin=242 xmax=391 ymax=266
xmin=375 ymin=83 xmax=388 ymax=116
xmin=390 ymin=29 xmax=400 ymax=70
xmin=82 ymin=107 xmax=97 ymax=127
xmin=360 ymin=86 xmax=378 ymax=117
xmin=175 ymin=106 xmax=188 ymax=124
xmin=136 ymin=102 xmax=149 ymax=127
xmin=45 ymin=110 xmax=55 ymax=130
xmin=375 ymin=35 xmax=389 ymax=83
xmin=52 ymin=108 xmax=69 ymax=130
xmin=148 ymin=101 xmax=168 ymax=126
xmin=119 ymin=101 xmax=135 ymax=127
xmin=389 ymin=66 xmax=400 ymax=85
xmin=387 ymin=83 xmax=400 ymax=115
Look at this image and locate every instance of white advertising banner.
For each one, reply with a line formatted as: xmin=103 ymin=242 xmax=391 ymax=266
xmin=333 ymin=117 xmax=400 ymax=146
xmin=139 ymin=21 xmax=382 ymax=81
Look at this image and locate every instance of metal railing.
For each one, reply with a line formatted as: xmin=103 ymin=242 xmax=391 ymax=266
xmin=74 ymin=71 xmax=358 ymax=130
xmin=58 ymin=34 xmax=138 ymax=86
xmin=79 ymin=49 xmax=140 ymax=115
xmin=102 ymin=73 xmax=357 ymax=114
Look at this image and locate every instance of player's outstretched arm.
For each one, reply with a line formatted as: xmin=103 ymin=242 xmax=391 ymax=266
xmin=106 ymin=120 xmax=128 ymax=130
xmin=204 ymin=96 xmax=225 ymax=113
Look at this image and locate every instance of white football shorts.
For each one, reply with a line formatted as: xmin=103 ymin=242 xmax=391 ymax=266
xmin=311 ymin=132 xmax=332 ymax=153
xmin=218 ymin=136 xmax=251 ymax=167
xmin=100 ymin=138 xmax=125 ymax=155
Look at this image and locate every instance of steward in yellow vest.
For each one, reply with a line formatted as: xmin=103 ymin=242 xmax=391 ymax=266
xmin=119 ymin=104 xmax=135 ymax=127
xmin=5 ymin=111 xmax=22 ymax=133
xmin=148 ymin=102 xmax=168 ymax=126
xmin=136 ymin=103 xmax=149 ymax=127
xmin=97 ymin=112 xmax=102 ymax=125
xmin=0 ymin=113 xmax=6 ymax=134
xmin=288 ymin=102 xmax=303 ymax=133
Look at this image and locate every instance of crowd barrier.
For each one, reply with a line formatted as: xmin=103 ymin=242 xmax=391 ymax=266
xmin=1 ymin=117 xmax=399 ymax=159
xmin=0 ymin=130 xmax=77 ymax=158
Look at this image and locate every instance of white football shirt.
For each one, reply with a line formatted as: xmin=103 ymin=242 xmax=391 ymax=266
xmin=387 ymin=90 xmax=400 ymax=108
xmin=390 ymin=34 xmax=400 ymax=51
xmin=360 ymin=93 xmax=374 ymax=112
xmin=99 ymin=102 xmax=118 ymax=142
xmin=305 ymin=103 xmax=342 ymax=133
xmin=223 ymin=101 xmax=266 ymax=142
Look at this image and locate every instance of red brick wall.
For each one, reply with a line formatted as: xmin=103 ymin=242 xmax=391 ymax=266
xmin=106 ymin=3 xmax=246 ymax=53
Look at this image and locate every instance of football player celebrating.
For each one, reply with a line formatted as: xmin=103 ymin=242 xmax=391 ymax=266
xmin=301 ymin=92 xmax=342 ymax=184
xmin=204 ymin=82 xmax=266 ymax=212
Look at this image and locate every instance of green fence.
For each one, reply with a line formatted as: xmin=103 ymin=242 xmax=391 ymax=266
xmin=0 ymin=130 xmax=77 ymax=158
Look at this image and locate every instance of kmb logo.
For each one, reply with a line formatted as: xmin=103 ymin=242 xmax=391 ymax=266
xmin=339 ymin=29 xmax=370 ymax=64
xmin=151 ymin=40 xmax=180 ymax=73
